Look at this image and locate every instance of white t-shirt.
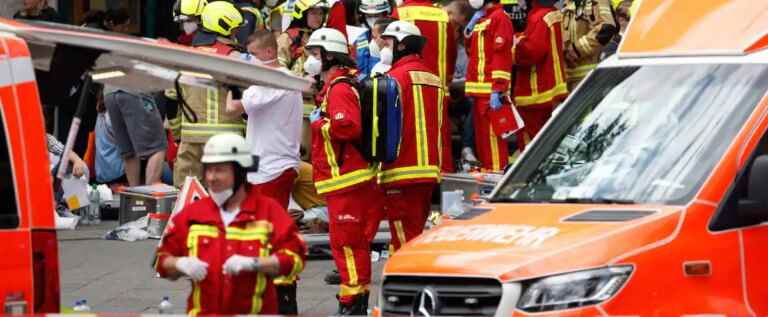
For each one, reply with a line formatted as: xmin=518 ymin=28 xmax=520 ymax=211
xmin=241 ymin=67 xmax=303 ymax=184
xmin=220 ymin=206 xmax=241 ymax=227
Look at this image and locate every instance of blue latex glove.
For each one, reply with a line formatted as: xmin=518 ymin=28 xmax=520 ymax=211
xmin=465 ymin=10 xmax=485 ymax=35
xmin=309 ymin=108 xmax=322 ymax=123
xmin=490 ymin=92 xmax=503 ymax=110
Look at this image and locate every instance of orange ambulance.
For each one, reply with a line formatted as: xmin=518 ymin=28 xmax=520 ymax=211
xmin=377 ymin=0 xmax=768 ymax=315
xmin=0 ymin=18 xmax=308 ymax=314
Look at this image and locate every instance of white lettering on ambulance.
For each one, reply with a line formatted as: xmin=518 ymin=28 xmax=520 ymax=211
xmin=417 ymin=225 xmax=560 ymax=247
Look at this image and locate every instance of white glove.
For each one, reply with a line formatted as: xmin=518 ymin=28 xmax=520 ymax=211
xmin=175 ymin=257 xmax=209 ymax=282
xmin=223 ymin=255 xmax=259 ymax=276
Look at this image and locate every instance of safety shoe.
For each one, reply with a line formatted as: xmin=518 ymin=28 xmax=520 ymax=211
xmin=324 ymin=269 xmax=341 ymax=285
xmin=336 ymin=293 xmax=369 ymax=316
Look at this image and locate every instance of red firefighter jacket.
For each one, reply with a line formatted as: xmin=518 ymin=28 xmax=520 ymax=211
xmin=392 ymin=0 xmax=457 ymax=87
xmin=465 ymin=4 xmax=514 ymax=97
xmin=380 ymin=55 xmax=443 ymax=186
xmin=311 ymin=68 xmax=377 ymax=195
xmin=513 ymin=4 xmax=568 ymax=107
xmin=154 ymin=188 xmax=306 ymax=316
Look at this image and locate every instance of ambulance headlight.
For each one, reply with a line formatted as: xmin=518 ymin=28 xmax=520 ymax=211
xmin=517 ymin=265 xmax=632 ymax=312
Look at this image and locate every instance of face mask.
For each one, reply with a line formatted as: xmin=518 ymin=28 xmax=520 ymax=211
xmin=469 ymin=0 xmax=484 ymax=9
xmin=394 ymin=0 xmax=403 ymax=7
xmin=266 ymin=0 xmax=279 ymax=8
xmin=252 ymin=57 xmax=277 ymax=66
xmin=379 ymin=46 xmax=393 ymax=65
xmin=369 ymin=40 xmax=381 ymax=58
xmin=210 ymin=188 xmax=234 ymax=207
xmin=365 ymin=17 xmax=378 ymax=29
xmin=182 ymin=21 xmax=198 ymax=35
xmin=303 ymin=55 xmax=322 ymax=75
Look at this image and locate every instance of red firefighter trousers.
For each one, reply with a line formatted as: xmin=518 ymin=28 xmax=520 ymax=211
xmin=516 ymin=104 xmax=554 ymax=151
xmin=325 ymin=180 xmax=383 ymax=304
xmin=252 ymin=168 xmax=299 ymax=209
xmin=383 ymin=183 xmax=434 ymax=251
xmin=473 ymin=96 xmax=510 ymax=171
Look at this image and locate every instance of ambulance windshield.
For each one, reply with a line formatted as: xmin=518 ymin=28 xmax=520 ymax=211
xmin=495 ymin=64 xmax=768 ymax=205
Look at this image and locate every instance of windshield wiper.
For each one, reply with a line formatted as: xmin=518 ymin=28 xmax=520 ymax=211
xmin=550 ymin=197 xmax=637 ymax=204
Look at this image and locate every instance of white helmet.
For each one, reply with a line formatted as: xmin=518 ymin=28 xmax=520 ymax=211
xmin=201 ymin=134 xmax=253 ymax=168
xmin=359 ymin=0 xmax=391 ymax=15
xmin=306 ymin=27 xmax=349 ymax=54
xmin=382 ymin=20 xmax=421 ymax=41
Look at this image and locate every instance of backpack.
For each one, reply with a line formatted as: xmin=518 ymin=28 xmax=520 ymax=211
xmin=328 ymin=74 xmax=403 ymax=163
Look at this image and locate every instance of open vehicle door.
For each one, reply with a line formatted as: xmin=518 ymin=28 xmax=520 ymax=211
xmin=0 ymin=18 xmax=310 ymax=314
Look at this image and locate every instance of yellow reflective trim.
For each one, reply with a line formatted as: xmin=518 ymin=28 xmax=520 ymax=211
xmin=379 ymin=165 xmax=440 ymax=184
xmin=397 ymin=6 xmax=449 ymax=22
xmin=372 ymin=77 xmax=379 ymax=157
xmin=489 ymin=124 xmax=500 ymax=171
xmin=550 ymin=24 xmax=565 ymax=87
xmin=394 ymin=220 xmax=407 ymax=247
xmin=315 ymin=168 xmax=376 ymax=194
xmin=187 ymin=224 xmax=218 ymax=317
xmin=465 ymin=82 xmax=493 ymax=94
xmin=225 ymin=227 xmax=270 ymax=242
xmin=438 ymin=21 xmax=447 ymax=86
xmin=340 ymin=284 xmax=369 ymax=296
xmin=409 ymin=71 xmax=442 ymax=87
xmin=515 ymin=83 xmax=569 ymax=106
xmin=281 ymin=248 xmax=304 ymax=279
xmin=321 ymin=121 xmax=340 ymax=177
xmin=412 ymin=86 xmax=428 ymax=166
xmin=436 ymin=87 xmax=444 ymax=168
xmin=472 ymin=20 xmax=490 ymax=32
xmin=250 ymin=248 xmax=269 ymax=314
xmin=530 ymin=65 xmax=538 ymax=96
xmin=566 ymin=63 xmax=596 ymax=79
xmin=477 ymin=25 xmax=486 ymax=82
xmin=343 ymin=246 xmax=358 ymax=285
xmin=577 ymin=37 xmax=591 ymax=55
xmin=492 ymin=70 xmax=512 ymax=81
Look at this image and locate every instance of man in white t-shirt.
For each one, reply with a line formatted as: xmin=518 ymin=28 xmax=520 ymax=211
xmin=226 ymin=30 xmax=304 ymax=315
xmin=227 ymin=30 xmax=303 ymax=210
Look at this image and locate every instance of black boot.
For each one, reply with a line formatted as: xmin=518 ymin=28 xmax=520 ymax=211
xmin=276 ymin=283 xmax=298 ymax=315
xmin=336 ymin=293 xmax=369 ymax=316
xmin=324 ymin=269 xmax=342 ymax=285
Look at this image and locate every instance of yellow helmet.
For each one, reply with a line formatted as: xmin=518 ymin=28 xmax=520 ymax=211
xmin=173 ymin=0 xmax=207 ymax=22
xmin=201 ymin=1 xmax=244 ymax=37
xmin=292 ymin=0 xmax=329 ymax=20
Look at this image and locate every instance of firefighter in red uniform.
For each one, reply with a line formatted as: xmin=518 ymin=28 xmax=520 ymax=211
xmin=512 ymin=0 xmax=568 ymax=150
xmin=305 ymin=28 xmax=381 ymax=315
xmin=154 ymin=134 xmax=306 ymax=316
xmin=378 ymin=20 xmax=443 ymax=251
xmin=464 ymin=0 xmax=514 ymax=171
xmin=392 ymin=0 xmax=456 ymax=172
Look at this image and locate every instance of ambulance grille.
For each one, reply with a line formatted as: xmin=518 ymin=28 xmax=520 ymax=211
xmin=381 ymin=276 xmax=502 ymax=316
xmin=564 ymin=209 xmax=656 ymax=222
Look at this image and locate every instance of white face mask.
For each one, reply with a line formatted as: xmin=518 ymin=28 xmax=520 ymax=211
xmin=266 ymin=0 xmax=279 ymax=8
xmin=303 ymin=55 xmax=322 ymax=75
xmin=469 ymin=0 xmax=484 ymax=9
xmin=365 ymin=17 xmax=378 ymax=29
xmin=379 ymin=46 xmax=393 ymax=65
xmin=182 ymin=21 xmax=198 ymax=35
xmin=394 ymin=0 xmax=403 ymax=7
xmin=369 ymin=40 xmax=381 ymax=58
xmin=210 ymin=188 xmax=234 ymax=207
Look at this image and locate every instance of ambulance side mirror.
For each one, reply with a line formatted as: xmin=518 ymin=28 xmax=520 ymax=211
xmin=738 ymin=155 xmax=768 ymax=223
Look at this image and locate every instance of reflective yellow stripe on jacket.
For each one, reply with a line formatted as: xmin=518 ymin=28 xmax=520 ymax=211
xmin=467 ymin=20 xmax=492 ymax=95
xmin=397 ymin=5 xmax=450 ymax=86
xmin=516 ymin=12 xmax=567 ymax=106
xmin=187 ymin=225 xmax=219 ymax=317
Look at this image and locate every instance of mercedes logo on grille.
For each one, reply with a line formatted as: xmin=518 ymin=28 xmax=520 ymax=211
xmin=411 ymin=286 xmax=439 ymax=317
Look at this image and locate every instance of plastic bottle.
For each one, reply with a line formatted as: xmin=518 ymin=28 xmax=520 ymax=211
xmin=80 ymin=299 xmax=91 ymax=312
xmin=71 ymin=300 xmax=83 ymax=312
xmin=88 ymin=185 xmax=101 ymax=224
xmin=159 ymin=296 xmax=173 ymax=314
